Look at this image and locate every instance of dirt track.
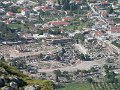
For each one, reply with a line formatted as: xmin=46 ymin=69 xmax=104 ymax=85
xmin=38 ymin=61 xmax=101 ymax=73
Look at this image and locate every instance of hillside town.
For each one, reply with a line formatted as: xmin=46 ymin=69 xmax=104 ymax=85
xmin=0 ymin=0 xmax=120 ymax=90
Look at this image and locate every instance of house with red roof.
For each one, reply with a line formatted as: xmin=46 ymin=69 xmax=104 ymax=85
xmin=100 ymin=1 xmax=110 ymax=7
xmin=94 ymin=31 xmax=107 ymax=40
xmin=20 ymin=32 xmax=33 ymax=40
xmin=48 ymin=21 xmax=70 ymax=27
xmin=108 ymin=20 xmax=115 ymax=26
xmin=95 ymin=6 xmax=100 ymax=9
xmin=62 ymin=16 xmax=73 ymax=21
xmin=100 ymin=1 xmax=109 ymax=5
xmin=4 ymin=20 xmax=11 ymax=24
xmin=20 ymin=8 xmax=29 ymax=16
xmin=33 ymin=6 xmax=54 ymax=12
xmin=97 ymin=1 xmax=111 ymax=9
xmin=6 ymin=12 xmax=14 ymax=17
xmin=107 ymin=26 xmax=120 ymax=37
xmin=101 ymin=10 xmax=109 ymax=17
xmin=73 ymin=0 xmax=81 ymax=3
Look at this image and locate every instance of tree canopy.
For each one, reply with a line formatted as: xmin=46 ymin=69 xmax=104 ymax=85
xmin=41 ymin=80 xmax=54 ymax=90
xmin=0 ymin=22 xmax=19 ymax=41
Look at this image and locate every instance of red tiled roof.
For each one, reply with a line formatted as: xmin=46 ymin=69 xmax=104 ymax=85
xmin=20 ymin=8 xmax=29 ymax=12
xmin=6 ymin=12 xmax=14 ymax=16
xmin=48 ymin=21 xmax=70 ymax=26
xmin=95 ymin=6 xmax=100 ymax=9
xmin=63 ymin=17 xmax=73 ymax=21
xmin=34 ymin=6 xmax=54 ymax=11
xmin=100 ymin=1 xmax=108 ymax=5
xmin=102 ymin=10 xmax=108 ymax=16
xmin=4 ymin=20 xmax=11 ymax=24
xmin=47 ymin=0 xmax=55 ymax=2
xmin=110 ymin=27 xmax=120 ymax=33
xmin=95 ymin=31 xmax=104 ymax=36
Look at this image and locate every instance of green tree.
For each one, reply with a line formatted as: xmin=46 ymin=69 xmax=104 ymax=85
xmin=58 ymin=0 xmax=60 ymax=5
xmin=90 ymin=67 xmax=96 ymax=72
xmin=63 ymin=0 xmax=70 ymax=10
xmin=1 ymin=56 xmax=5 ymax=61
xmin=73 ymin=33 xmax=85 ymax=43
xmin=87 ymin=78 xmax=93 ymax=84
xmin=104 ymin=65 xmax=118 ymax=83
xmin=79 ymin=53 xmax=85 ymax=60
xmin=55 ymin=54 xmax=61 ymax=61
xmin=54 ymin=70 xmax=61 ymax=82
xmin=63 ymin=71 xmax=68 ymax=75
xmin=84 ymin=54 xmax=91 ymax=61
xmin=0 ymin=22 xmax=19 ymax=41
xmin=107 ymin=7 xmax=113 ymax=14
xmin=41 ymin=80 xmax=54 ymax=90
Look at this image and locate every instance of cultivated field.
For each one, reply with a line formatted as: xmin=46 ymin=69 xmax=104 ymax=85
xmin=57 ymin=82 xmax=120 ymax=90
xmin=91 ymin=82 xmax=120 ymax=90
xmin=57 ymin=82 xmax=92 ymax=90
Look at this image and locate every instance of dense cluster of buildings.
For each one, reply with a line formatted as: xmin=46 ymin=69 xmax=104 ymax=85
xmin=0 ymin=0 xmax=120 ymax=89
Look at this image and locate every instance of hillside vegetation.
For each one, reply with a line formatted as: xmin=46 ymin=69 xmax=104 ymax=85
xmin=0 ymin=59 xmax=54 ymax=90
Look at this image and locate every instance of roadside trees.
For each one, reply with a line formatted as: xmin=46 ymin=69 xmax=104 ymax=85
xmin=54 ymin=70 xmax=62 ymax=82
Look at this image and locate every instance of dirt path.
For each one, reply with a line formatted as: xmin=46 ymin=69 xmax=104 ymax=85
xmin=38 ymin=61 xmax=101 ymax=73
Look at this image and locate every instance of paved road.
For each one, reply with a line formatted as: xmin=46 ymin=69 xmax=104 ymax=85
xmin=87 ymin=3 xmax=98 ymax=14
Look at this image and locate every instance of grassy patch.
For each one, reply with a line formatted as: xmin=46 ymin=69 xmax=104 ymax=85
xmin=0 ymin=61 xmax=28 ymax=78
xmin=57 ymin=82 xmax=92 ymax=90
xmin=65 ymin=25 xmax=77 ymax=31
xmin=112 ymin=40 xmax=120 ymax=48
xmin=25 ymin=79 xmax=43 ymax=85
xmin=7 ymin=24 xmax=23 ymax=29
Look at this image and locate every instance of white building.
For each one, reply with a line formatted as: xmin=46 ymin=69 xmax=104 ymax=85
xmin=21 ymin=9 xmax=29 ymax=16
